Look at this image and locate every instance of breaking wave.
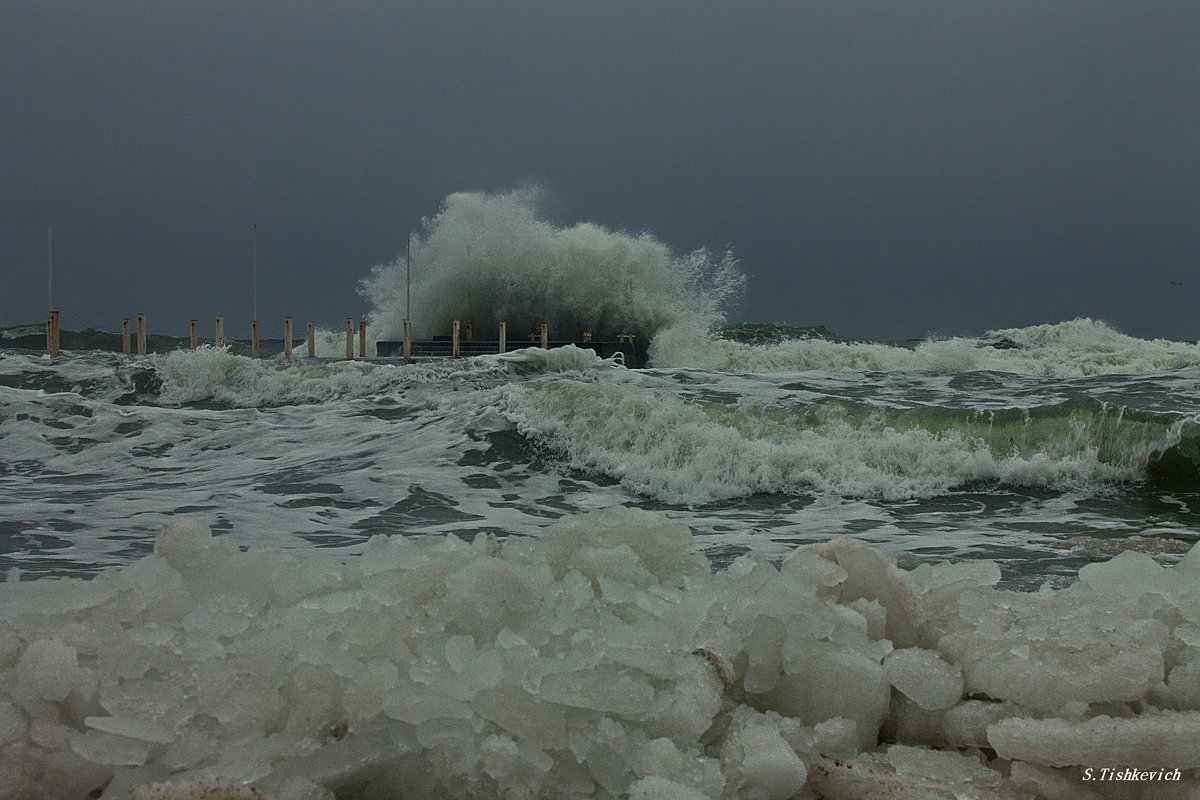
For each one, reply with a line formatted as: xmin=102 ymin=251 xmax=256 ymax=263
xmin=360 ymin=187 xmax=744 ymax=343
xmin=654 ymin=318 xmax=1200 ymax=377
xmin=487 ymin=382 xmax=1199 ymax=503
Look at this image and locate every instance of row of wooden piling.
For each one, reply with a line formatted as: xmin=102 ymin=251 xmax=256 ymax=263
xmin=43 ymin=312 xmax=618 ymax=360
xmin=44 ymin=312 xmax=327 ymax=359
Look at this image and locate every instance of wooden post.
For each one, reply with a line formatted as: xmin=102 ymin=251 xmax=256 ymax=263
xmin=189 ymin=320 xmax=198 ymax=350
xmin=121 ymin=318 xmax=131 ymax=355
xmin=540 ymin=321 xmax=548 ymax=349
xmin=402 ymin=319 xmax=412 ymax=360
xmin=251 ymin=320 xmax=260 ymax=358
xmin=136 ymin=313 xmax=147 ymax=355
xmin=284 ymin=317 xmax=293 ymax=360
xmin=452 ymin=320 xmax=461 ymax=358
xmin=46 ymin=311 xmax=60 ymax=358
xmin=307 ymin=322 xmax=315 ymax=358
xmin=498 ymin=321 xmax=506 ymax=353
xmin=465 ymin=321 xmax=473 ymax=342
xmin=358 ymin=321 xmax=367 ymax=358
xmin=215 ymin=315 xmax=224 ymax=348
xmin=345 ymin=318 xmax=354 ymax=360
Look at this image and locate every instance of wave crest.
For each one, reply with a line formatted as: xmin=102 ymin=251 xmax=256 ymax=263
xmin=656 ymin=318 xmax=1200 ymax=377
xmin=360 ymin=187 xmax=744 ymax=343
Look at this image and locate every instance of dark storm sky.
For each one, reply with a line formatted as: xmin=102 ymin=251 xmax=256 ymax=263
xmin=2 ymin=1 xmax=1196 ymax=340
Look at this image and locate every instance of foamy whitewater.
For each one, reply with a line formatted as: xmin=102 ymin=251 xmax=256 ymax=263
xmin=3 ymin=191 xmax=1200 ymax=798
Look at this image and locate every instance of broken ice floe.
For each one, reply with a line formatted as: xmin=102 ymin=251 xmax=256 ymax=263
xmin=2 ymin=508 xmax=1199 ymax=798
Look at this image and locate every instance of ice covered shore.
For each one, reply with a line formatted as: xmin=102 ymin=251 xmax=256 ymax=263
xmin=1 ymin=509 xmax=1198 ymax=799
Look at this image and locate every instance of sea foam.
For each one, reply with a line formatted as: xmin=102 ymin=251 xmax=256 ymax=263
xmin=2 ymin=509 xmax=1198 ymax=799
xmin=655 ymin=318 xmax=1200 ymax=377
xmin=148 ymin=344 xmax=619 ymax=407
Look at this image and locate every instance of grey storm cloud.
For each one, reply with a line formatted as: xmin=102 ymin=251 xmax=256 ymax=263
xmin=2 ymin=0 xmax=1197 ymax=340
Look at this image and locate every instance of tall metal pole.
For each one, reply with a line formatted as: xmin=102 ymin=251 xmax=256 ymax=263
xmin=252 ymin=224 xmax=258 ymax=325
xmin=47 ymin=226 xmax=53 ymax=315
xmin=405 ymin=234 xmax=411 ymax=324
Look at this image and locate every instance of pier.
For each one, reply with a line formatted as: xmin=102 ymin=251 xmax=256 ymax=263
xmin=28 ymin=314 xmax=651 ymax=368
xmin=376 ymin=336 xmax=649 ymax=368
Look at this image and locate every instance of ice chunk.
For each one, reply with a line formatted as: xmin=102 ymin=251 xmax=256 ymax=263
xmin=1176 ymin=538 xmax=1200 ymax=578
xmin=153 ymin=518 xmax=224 ymax=570
xmin=0 ymin=700 xmax=27 ymax=745
xmin=1166 ymin=658 xmax=1200 ymax=710
xmin=883 ymin=647 xmax=963 ymax=710
xmin=569 ymin=543 xmax=656 ymax=587
xmin=766 ymin=643 xmax=889 ymax=750
xmin=809 ymin=745 xmax=1028 ymax=800
xmin=16 ymin=638 xmax=79 ymax=702
xmin=539 ymin=506 xmax=697 ymax=582
xmin=71 ymin=728 xmax=151 ymax=766
xmin=86 ymin=715 xmax=174 ymax=744
xmin=939 ymin=588 xmax=1169 ymax=710
xmin=779 ymin=548 xmax=847 ymax=594
xmin=942 ymin=700 xmax=1023 ymax=748
xmin=569 ymin=715 xmax=637 ymax=796
xmin=847 ymin=597 xmax=887 ymax=641
xmin=343 ymin=659 xmax=399 ymax=719
xmin=99 ymin=677 xmax=193 ymax=731
xmin=801 ymin=536 xmax=920 ymax=647
xmin=1009 ymin=762 xmax=1104 ymax=800
xmin=537 ymin=666 xmax=656 ymax=715
xmin=732 ymin=723 xmax=807 ymax=800
xmin=30 ymin=718 xmax=75 ymax=749
xmin=473 ymin=687 xmax=568 ymax=750
xmin=743 ymin=614 xmax=786 ymax=694
xmin=441 ymin=557 xmax=544 ymax=636
xmin=641 ymin=656 xmax=723 ymax=740
xmin=810 ymin=717 xmax=859 ymax=761
xmin=988 ymin=710 xmax=1200 ymax=768
xmin=888 ymin=696 xmax=947 ymax=748
xmin=0 ymin=627 xmax=21 ymax=667
xmin=907 ymin=558 xmax=1001 ymax=648
xmin=633 ymin=737 xmax=686 ymax=780
xmin=628 ymin=774 xmax=709 ymax=800
xmin=1078 ymin=550 xmax=1176 ymax=600
xmin=479 ymin=732 xmax=554 ymax=792
xmin=0 ymin=747 xmax=113 ymax=800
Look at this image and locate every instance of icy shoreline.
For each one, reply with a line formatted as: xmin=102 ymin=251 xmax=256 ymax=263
xmin=2 ymin=508 xmax=1198 ymax=799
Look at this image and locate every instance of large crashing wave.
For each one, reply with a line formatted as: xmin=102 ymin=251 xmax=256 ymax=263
xmin=360 ymin=187 xmax=744 ymax=343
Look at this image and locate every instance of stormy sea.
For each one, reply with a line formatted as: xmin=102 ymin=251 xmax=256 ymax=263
xmin=2 ymin=192 xmax=1198 ymax=798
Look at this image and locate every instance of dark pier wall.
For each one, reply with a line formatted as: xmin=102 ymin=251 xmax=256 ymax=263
xmin=376 ymin=339 xmax=650 ymax=368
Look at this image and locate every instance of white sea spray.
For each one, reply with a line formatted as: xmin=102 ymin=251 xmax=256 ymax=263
xmin=358 ymin=187 xmax=744 ymax=342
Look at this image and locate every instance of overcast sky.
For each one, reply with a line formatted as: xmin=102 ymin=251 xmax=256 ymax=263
xmin=2 ymin=1 xmax=1196 ymax=340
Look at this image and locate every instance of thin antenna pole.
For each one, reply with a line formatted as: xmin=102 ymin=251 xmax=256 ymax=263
xmin=252 ymin=224 xmax=258 ymax=324
xmin=47 ymin=226 xmax=53 ymax=314
xmin=405 ymin=234 xmax=411 ymax=324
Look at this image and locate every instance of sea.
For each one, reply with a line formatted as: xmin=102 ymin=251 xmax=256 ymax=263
xmin=2 ymin=190 xmax=1199 ymax=797
xmin=2 ymin=316 xmax=1198 ymax=589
